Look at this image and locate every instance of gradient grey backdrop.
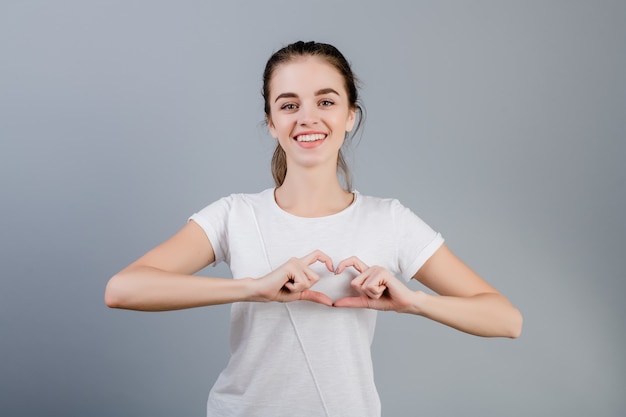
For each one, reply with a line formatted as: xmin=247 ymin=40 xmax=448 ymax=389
xmin=1 ymin=1 xmax=624 ymax=416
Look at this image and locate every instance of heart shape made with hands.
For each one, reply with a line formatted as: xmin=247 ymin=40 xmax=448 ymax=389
xmin=307 ymin=262 xmax=361 ymax=303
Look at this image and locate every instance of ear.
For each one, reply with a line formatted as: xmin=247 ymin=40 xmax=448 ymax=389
xmin=345 ymin=107 xmax=357 ymax=133
xmin=267 ymin=115 xmax=277 ymax=139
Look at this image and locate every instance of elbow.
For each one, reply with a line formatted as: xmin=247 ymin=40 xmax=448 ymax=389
xmin=104 ymin=274 xmax=127 ymax=309
xmin=507 ymin=307 xmax=523 ymax=339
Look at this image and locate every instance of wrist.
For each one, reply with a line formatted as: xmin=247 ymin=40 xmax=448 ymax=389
xmin=240 ymin=277 xmax=260 ymax=302
xmin=240 ymin=277 xmax=273 ymax=303
xmin=408 ymin=290 xmax=429 ymax=315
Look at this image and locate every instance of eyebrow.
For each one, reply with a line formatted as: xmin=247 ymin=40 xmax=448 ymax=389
xmin=274 ymin=88 xmax=340 ymax=103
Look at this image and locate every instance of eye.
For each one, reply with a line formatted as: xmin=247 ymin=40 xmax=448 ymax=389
xmin=319 ymin=99 xmax=334 ymax=107
xmin=280 ymin=103 xmax=298 ymax=111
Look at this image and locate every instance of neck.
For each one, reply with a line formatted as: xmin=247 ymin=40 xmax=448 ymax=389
xmin=275 ymin=167 xmax=353 ymax=218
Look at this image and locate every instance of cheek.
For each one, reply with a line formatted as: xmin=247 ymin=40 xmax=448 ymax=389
xmin=267 ymin=116 xmax=285 ymax=139
xmin=272 ymin=118 xmax=296 ymax=138
xmin=330 ymin=113 xmax=353 ymax=134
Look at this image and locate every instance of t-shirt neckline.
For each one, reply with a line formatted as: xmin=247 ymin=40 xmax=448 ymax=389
xmin=268 ymin=188 xmax=360 ymax=220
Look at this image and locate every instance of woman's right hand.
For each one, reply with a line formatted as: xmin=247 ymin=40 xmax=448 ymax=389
xmin=250 ymin=250 xmax=335 ymax=306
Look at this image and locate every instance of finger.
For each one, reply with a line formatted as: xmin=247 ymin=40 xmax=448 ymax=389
xmin=359 ymin=274 xmax=388 ymax=299
xmin=349 ymin=269 xmax=372 ymax=292
xmin=352 ymin=266 xmax=390 ymax=299
xmin=303 ymin=267 xmax=321 ymax=285
xmin=303 ymin=250 xmax=335 ymax=272
xmin=333 ymin=295 xmax=371 ymax=309
xmin=376 ymin=276 xmax=415 ymax=310
xmin=299 ymin=290 xmax=333 ymax=306
xmin=335 ymin=256 xmax=369 ymax=274
xmin=361 ymin=281 xmax=386 ymax=299
xmin=284 ymin=271 xmax=311 ymax=292
xmin=334 ymin=295 xmax=391 ymax=311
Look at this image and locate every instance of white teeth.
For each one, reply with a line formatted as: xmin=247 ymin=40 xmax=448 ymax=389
xmin=295 ymin=133 xmax=326 ymax=142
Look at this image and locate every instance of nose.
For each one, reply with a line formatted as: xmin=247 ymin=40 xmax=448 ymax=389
xmin=298 ymin=103 xmax=319 ymax=126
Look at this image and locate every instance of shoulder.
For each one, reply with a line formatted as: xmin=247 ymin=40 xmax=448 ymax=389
xmin=355 ymin=192 xmax=437 ymax=234
xmin=199 ymin=188 xmax=273 ymax=210
xmin=355 ymin=192 xmax=411 ymax=215
xmin=190 ymin=188 xmax=273 ymax=222
xmin=236 ymin=188 xmax=274 ymax=207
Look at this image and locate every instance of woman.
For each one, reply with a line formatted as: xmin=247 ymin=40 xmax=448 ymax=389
xmin=105 ymin=41 xmax=522 ymax=417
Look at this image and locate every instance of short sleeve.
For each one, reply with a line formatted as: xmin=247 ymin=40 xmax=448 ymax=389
xmin=391 ymin=199 xmax=444 ymax=281
xmin=188 ymin=195 xmax=233 ymax=265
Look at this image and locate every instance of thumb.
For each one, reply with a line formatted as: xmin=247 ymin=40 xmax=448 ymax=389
xmin=333 ymin=295 xmax=372 ymax=309
xmin=299 ymin=290 xmax=333 ymax=306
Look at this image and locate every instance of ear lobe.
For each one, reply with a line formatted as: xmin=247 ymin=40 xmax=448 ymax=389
xmin=267 ymin=116 xmax=277 ymax=139
xmin=345 ymin=108 xmax=357 ymax=133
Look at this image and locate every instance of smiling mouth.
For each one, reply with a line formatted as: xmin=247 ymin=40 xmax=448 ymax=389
xmin=295 ymin=133 xmax=327 ymax=142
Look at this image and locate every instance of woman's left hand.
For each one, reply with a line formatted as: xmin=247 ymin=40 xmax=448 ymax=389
xmin=333 ymin=256 xmax=416 ymax=313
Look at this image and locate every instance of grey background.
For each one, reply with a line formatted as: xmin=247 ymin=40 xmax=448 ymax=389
xmin=1 ymin=1 xmax=624 ymax=416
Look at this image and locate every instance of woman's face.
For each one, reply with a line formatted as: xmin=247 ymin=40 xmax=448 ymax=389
xmin=267 ymin=56 xmax=356 ymax=171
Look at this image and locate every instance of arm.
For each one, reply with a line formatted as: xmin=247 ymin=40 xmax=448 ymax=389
xmin=411 ymin=244 xmax=523 ymax=338
xmin=104 ymin=221 xmax=335 ymax=311
xmin=105 ymin=221 xmax=250 ymax=311
xmin=334 ymin=244 xmax=523 ymax=338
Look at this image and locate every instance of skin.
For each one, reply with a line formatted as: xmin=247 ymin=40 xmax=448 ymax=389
xmin=268 ymin=56 xmax=356 ymax=218
xmin=105 ymin=55 xmax=523 ymax=338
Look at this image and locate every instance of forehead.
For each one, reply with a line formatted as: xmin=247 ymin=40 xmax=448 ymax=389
xmin=269 ymin=56 xmax=346 ymax=98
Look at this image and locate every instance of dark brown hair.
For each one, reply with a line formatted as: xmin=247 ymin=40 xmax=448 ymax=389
xmin=262 ymin=41 xmax=364 ymax=190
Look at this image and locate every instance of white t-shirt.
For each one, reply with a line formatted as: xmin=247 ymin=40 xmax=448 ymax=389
xmin=189 ymin=188 xmax=444 ymax=417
